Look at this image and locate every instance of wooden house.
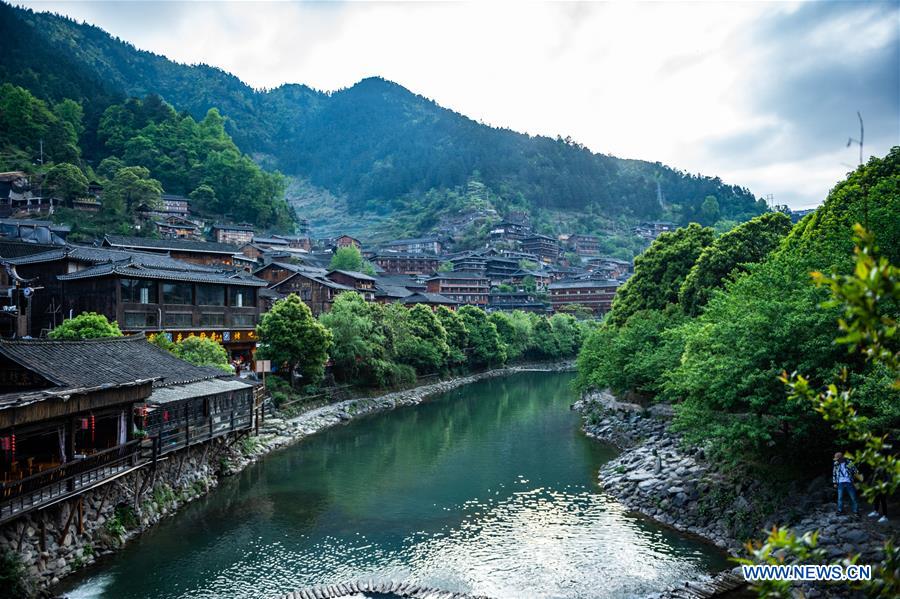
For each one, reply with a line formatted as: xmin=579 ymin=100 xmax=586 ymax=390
xmin=425 ymin=272 xmax=489 ymax=306
xmin=254 ymin=262 xmax=354 ymax=316
xmin=211 ymin=224 xmax=255 ymax=246
xmin=6 ymin=246 xmax=266 ymax=361
xmin=0 ymin=335 xmax=255 ymax=524
xmin=102 ymin=235 xmax=237 ymax=267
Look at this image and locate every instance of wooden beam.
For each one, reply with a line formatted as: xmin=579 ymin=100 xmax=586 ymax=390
xmin=58 ymin=499 xmax=76 ymax=545
xmin=77 ymin=496 xmax=84 ymax=535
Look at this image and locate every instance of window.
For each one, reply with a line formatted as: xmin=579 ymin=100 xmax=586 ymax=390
xmin=164 ymin=312 xmax=192 ymax=327
xmin=229 ymin=287 xmax=255 ymax=308
xmin=124 ymin=311 xmax=157 ymax=329
xmin=121 ymin=279 xmax=157 ymax=304
xmin=231 ymin=313 xmax=256 ymax=327
xmin=162 ymin=283 xmax=193 ymax=305
xmin=197 ymin=285 xmax=225 ymax=306
xmin=200 ymin=312 xmax=225 ymax=327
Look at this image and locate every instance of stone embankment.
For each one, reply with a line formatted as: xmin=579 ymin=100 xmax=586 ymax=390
xmin=1 ymin=441 xmax=226 ymax=594
xmin=575 ymin=389 xmax=892 ymax=598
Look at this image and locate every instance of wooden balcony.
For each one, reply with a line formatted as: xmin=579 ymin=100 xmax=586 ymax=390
xmin=0 ymin=440 xmax=143 ymax=524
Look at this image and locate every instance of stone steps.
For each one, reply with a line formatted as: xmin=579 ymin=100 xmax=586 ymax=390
xmin=275 ymin=580 xmax=490 ymax=599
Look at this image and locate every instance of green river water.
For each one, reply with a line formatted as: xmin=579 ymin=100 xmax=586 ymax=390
xmin=61 ymin=371 xmax=729 ymax=599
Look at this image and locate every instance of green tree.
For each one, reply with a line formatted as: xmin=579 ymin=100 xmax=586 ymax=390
xmin=608 ymin=223 xmax=714 ymax=325
xmin=189 ymin=184 xmax=217 ymax=213
xmin=319 ymin=292 xmax=384 ymax=384
xmin=550 ymin=313 xmax=582 ymax=357
xmin=458 ymin=305 xmax=506 ymax=368
xmin=489 ymin=311 xmax=533 ymax=362
xmin=48 ymin=312 xmax=123 ymax=340
xmin=328 ymin=246 xmax=375 ymax=275
xmin=44 ymin=162 xmax=88 ymax=205
xmin=530 ymin=316 xmax=560 ymax=359
xmin=386 ymin=303 xmax=450 ymax=374
xmin=0 ymin=549 xmax=28 ymax=599
xmin=699 ymin=195 xmax=720 ymax=225
xmin=52 ymin=98 xmax=85 ymax=139
xmin=436 ymin=306 xmax=469 ymax=367
xmin=668 ymin=151 xmax=899 ymax=462
xmin=576 ymin=308 xmax=686 ymax=399
xmin=679 ymin=211 xmax=792 ymax=316
xmin=256 ymin=294 xmax=332 ymax=387
xmin=102 ymin=165 xmax=162 ymax=215
xmin=0 ymin=83 xmax=79 ymax=168
xmin=437 ymin=261 xmax=454 ymax=273
xmin=521 ymin=275 xmax=537 ymax=293
xmin=171 ymin=336 xmax=232 ymax=373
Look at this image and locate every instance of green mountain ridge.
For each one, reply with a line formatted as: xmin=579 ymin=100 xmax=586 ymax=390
xmin=1 ymin=2 xmax=767 ymax=243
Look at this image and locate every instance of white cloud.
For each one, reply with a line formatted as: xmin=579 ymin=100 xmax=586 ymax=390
xmin=19 ymin=0 xmax=899 ymax=208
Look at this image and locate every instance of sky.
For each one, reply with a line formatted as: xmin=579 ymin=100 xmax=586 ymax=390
xmin=20 ymin=0 xmax=900 ymax=208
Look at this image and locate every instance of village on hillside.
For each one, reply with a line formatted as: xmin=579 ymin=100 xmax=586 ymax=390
xmin=0 ymin=167 xmax=657 ymax=534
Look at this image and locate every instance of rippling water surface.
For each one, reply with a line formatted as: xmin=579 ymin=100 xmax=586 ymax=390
xmin=61 ymin=372 xmax=728 ymax=599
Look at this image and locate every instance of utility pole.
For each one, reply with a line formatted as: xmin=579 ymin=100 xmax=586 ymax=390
xmin=847 ymin=111 xmax=864 ymax=166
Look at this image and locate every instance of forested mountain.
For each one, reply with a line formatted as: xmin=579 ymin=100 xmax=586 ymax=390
xmin=0 ymin=2 xmax=767 ymax=242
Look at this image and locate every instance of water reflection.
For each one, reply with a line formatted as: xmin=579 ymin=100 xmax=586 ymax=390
xmin=62 ymin=372 xmax=728 ymax=599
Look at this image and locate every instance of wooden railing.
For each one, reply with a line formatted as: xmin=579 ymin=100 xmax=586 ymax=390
xmin=155 ymin=407 xmax=253 ymax=456
xmin=0 ymin=440 xmax=143 ymax=523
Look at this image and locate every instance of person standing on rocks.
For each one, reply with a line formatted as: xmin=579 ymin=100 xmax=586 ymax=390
xmin=832 ymin=452 xmax=859 ymax=515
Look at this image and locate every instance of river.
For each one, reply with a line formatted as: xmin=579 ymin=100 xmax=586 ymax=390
xmin=60 ymin=371 xmax=729 ymax=599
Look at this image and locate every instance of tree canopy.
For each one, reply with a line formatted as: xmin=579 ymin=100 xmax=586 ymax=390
xmin=328 ymin=246 xmax=375 ymax=275
xmin=679 ymin=211 xmax=792 ymax=316
xmin=48 ymin=312 xmax=122 ymax=340
xmin=607 ymin=223 xmax=714 ymax=325
xmin=256 ymin=294 xmax=332 ymax=387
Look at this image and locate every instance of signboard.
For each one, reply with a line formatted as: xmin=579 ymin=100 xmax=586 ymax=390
xmin=149 ymin=330 xmax=257 ymax=344
xmin=255 ymin=360 xmax=271 ymax=373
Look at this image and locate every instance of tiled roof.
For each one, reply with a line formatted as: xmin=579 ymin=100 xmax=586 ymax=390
xmin=328 ymin=269 xmax=376 ymax=281
xmin=0 ymin=240 xmax=59 ymax=259
xmin=0 ymin=335 xmax=225 ymax=391
xmin=401 ymin=292 xmax=458 ymax=305
xmin=212 ymin=223 xmax=255 ymax=232
xmin=57 ymin=260 xmax=268 ymax=286
xmin=426 ymin=271 xmax=489 ymax=281
xmin=251 ymin=237 xmax=290 ymax=245
xmin=266 ymin=264 xmax=353 ymax=291
xmin=6 ymin=245 xmax=214 ymax=271
xmin=148 ymin=378 xmax=251 ymax=405
xmin=548 ymin=279 xmax=621 ymax=290
xmin=374 ymin=284 xmax=414 ymax=299
xmin=104 ymin=234 xmax=238 ymax=254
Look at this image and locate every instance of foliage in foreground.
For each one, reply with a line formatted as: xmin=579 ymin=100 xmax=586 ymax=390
xmin=741 ymin=225 xmax=900 ymax=598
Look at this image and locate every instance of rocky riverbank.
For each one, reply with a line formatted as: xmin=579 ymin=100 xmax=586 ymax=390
xmin=575 ymin=389 xmax=893 ymax=598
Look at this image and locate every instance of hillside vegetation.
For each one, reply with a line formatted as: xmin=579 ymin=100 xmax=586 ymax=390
xmin=0 ymin=2 xmax=767 ymax=245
